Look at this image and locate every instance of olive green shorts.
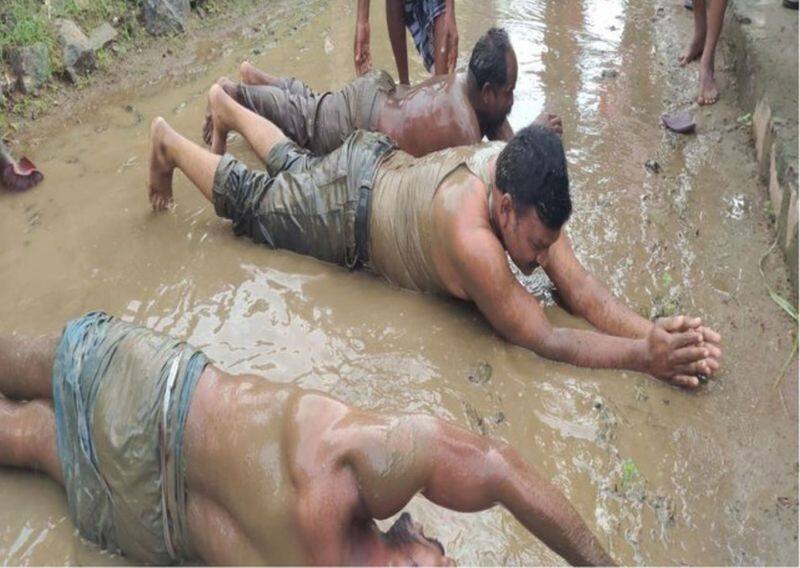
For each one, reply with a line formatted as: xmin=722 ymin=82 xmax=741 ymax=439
xmin=212 ymin=129 xmax=395 ymax=268
xmin=236 ymin=69 xmax=395 ymax=155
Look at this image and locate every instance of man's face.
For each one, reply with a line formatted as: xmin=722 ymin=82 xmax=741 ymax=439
xmin=483 ymin=49 xmax=518 ymax=127
xmin=499 ymin=198 xmax=561 ymax=275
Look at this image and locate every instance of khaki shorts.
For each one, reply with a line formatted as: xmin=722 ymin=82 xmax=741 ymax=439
xmin=237 ymin=69 xmax=395 ymax=155
xmin=212 ymin=130 xmax=396 ymax=268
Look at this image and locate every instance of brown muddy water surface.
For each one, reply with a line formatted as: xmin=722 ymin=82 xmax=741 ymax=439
xmin=1 ymin=0 xmax=797 ymax=565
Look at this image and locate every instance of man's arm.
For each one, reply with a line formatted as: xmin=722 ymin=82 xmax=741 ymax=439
xmin=348 ymin=414 xmax=615 ymax=566
xmin=487 ymin=113 xmax=565 ymax=142
xmin=453 ymin=225 xmax=712 ymax=387
xmin=543 ymin=233 xmax=721 ymax=372
xmin=544 ymin=233 xmax=652 ymax=339
xmin=354 ymin=0 xmax=373 ymax=76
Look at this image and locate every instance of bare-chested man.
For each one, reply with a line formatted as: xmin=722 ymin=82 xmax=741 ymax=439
xmin=0 ymin=311 xmax=614 ymax=565
xmin=149 ymin=85 xmax=722 ymax=388
xmin=203 ymin=28 xmax=561 ymax=158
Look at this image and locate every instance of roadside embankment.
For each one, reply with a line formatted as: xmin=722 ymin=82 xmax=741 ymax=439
xmin=0 ymin=0 xmax=243 ymax=130
xmin=724 ymin=0 xmax=799 ymax=295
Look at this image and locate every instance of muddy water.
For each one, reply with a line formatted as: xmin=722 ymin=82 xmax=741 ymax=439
xmin=1 ymin=0 xmax=797 ymax=565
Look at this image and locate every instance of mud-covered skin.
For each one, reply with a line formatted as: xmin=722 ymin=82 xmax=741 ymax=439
xmin=172 ymin=363 xmax=615 ymax=565
xmin=231 ymin=49 xmax=522 ymax=158
xmin=416 ymin=156 xmax=723 ymax=387
xmin=0 ymin=333 xmax=614 ymax=566
xmin=182 ymin=86 xmax=721 ymax=388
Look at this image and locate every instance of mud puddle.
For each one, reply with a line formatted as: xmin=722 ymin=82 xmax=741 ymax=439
xmin=1 ymin=0 xmax=797 ymax=565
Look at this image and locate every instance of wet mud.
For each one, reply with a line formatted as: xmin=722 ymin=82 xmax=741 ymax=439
xmin=1 ymin=0 xmax=797 ymax=565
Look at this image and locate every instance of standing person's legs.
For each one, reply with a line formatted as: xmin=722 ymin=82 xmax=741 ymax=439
xmin=387 ymin=0 xmax=411 ymax=85
xmin=149 ymin=84 xmax=287 ymax=210
xmin=697 ymin=0 xmax=727 ymax=105
xmin=0 ymin=333 xmax=63 ymax=484
xmin=680 ymin=0 xmax=707 ymax=66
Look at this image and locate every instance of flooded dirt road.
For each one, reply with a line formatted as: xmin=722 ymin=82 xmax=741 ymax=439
xmin=1 ymin=0 xmax=797 ymax=564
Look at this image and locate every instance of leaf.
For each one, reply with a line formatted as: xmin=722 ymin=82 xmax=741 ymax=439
xmin=768 ymin=289 xmax=798 ymax=321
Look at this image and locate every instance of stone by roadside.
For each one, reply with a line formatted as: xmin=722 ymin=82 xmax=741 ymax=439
xmin=724 ymin=0 xmax=799 ymax=295
xmin=0 ymin=0 xmax=226 ymax=127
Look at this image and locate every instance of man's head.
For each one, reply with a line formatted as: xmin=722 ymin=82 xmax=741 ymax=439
xmin=492 ymin=124 xmax=572 ymax=274
xmin=382 ymin=512 xmax=454 ymax=566
xmin=468 ymin=28 xmax=518 ymax=130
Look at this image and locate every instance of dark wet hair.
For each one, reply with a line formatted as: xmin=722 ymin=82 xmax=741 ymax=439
xmin=495 ymin=124 xmax=572 ymax=229
xmin=385 ymin=512 xmax=446 ymax=556
xmin=468 ymin=27 xmax=512 ymax=90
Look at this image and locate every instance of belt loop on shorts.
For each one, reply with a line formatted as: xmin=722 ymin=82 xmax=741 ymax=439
xmin=354 ymin=185 xmax=371 ymax=268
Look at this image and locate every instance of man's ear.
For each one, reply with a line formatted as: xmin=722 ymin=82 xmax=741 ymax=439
xmin=480 ymin=82 xmax=495 ymax=105
xmin=499 ymin=192 xmax=514 ymax=226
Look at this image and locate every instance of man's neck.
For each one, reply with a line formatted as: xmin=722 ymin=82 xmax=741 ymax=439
xmin=486 ymin=156 xmax=503 ymax=241
xmin=465 ymin=74 xmax=490 ymax=134
xmin=345 ymin=521 xmax=391 ymax=566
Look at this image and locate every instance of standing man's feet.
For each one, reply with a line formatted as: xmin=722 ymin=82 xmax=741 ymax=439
xmin=148 ymin=118 xmax=176 ymax=211
xmin=239 ymin=61 xmax=280 ymax=86
xmin=202 ymin=77 xmax=239 ymax=146
xmin=697 ymin=65 xmax=719 ymax=105
xmin=679 ymin=33 xmax=705 ymax=66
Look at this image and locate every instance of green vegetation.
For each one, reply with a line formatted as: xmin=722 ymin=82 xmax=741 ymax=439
xmin=0 ymin=0 xmax=142 ymax=82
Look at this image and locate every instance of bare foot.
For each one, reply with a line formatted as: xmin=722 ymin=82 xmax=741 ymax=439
xmin=239 ymin=61 xmax=279 ymax=86
xmin=203 ymin=77 xmax=238 ymax=145
xmin=696 ymin=66 xmax=719 ymax=105
xmin=208 ymin=84 xmax=233 ymax=155
xmin=148 ymin=117 xmax=175 ymax=211
xmin=679 ymin=33 xmax=705 ymax=67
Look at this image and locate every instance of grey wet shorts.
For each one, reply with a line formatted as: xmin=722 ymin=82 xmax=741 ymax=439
xmin=52 ymin=311 xmax=209 ymax=564
xmin=212 ymin=129 xmax=396 ymax=268
xmin=236 ymin=69 xmax=395 ymax=155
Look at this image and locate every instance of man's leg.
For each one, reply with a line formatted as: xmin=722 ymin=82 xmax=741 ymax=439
xmin=239 ymin=61 xmax=282 ymax=87
xmin=679 ymin=0 xmax=707 ymax=66
xmin=0 ymin=333 xmax=58 ymax=400
xmin=696 ymin=0 xmax=727 ymax=105
xmin=205 ymin=83 xmax=288 ymax=160
xmin=202 ymin=64 xmax=285 ymax=145
xmin=149 ymin=84 xmax=287 ymax=211
xmin=386 ymin=0 xmax=411 ymax=85
xmin=0 ymin=333 xmax=63 ymax=484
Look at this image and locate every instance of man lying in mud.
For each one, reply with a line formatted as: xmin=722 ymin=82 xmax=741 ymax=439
xmin=149 ymin=85 xmax=722 ymax=389
xmin=202 ymin=28 xmax=562 ymax=157
xmin=0 ymin=311 xmax=614 ymax=565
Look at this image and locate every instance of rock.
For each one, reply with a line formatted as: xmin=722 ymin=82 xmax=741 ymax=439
xmin=467 ymin=361 xmax=492 ymax=385
xmin=54 ymin=19 xmax=96 ymax=83
xmin=143 ymin=0 xmax=191 ymax=36
xmin=89 ymin=22 xmax=118 ymax=51
xmin=8 ymin=43 xmax=50 ymax=94
xmin=644 ymin=159 xmax=661 ymax=174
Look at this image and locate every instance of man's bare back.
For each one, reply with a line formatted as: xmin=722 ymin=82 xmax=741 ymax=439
xmin=206 ymin=28 xmax=563 ymax=159
xmin=0 ymin=321 xmax=614 ymax=566
xmin=375 ymin=73 xmax=482 ymax=157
